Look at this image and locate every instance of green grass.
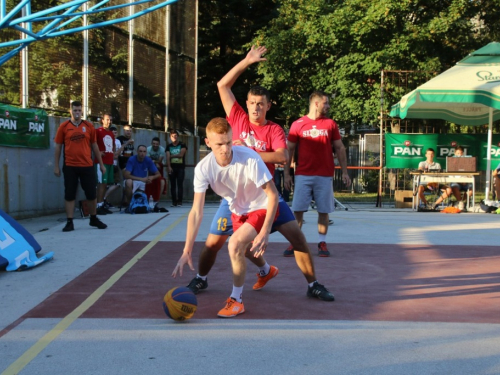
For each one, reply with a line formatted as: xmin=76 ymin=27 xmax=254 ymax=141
xmin=334 ymin=192 xmax=380 ymax=203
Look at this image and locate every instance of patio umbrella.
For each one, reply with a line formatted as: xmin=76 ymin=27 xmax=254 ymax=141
xmin=390 ymin=41 xmax=500 ymax=198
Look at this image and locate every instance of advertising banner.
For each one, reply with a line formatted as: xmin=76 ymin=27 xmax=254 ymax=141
xmin=0 ymin=104 xmax=49 ymax=149
xmin=385 ymin=134 xmax=500 ymax=170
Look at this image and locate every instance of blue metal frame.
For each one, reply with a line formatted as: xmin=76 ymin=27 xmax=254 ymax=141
xmin=0 ymin=0 xmax=180 ymax=66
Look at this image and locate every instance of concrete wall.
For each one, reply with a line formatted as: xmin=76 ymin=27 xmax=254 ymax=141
xmin=0 ymin=116 xmax=199 ymax=219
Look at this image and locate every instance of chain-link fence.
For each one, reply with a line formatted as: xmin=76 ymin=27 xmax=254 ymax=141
xmin=0 ymin=0 xmax=196 ymax=132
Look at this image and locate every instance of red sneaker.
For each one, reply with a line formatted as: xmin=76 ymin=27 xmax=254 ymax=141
xmin=318 ymin=241 xmax=330 ymax=257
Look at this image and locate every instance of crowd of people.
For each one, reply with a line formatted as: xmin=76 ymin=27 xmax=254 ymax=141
xmin=53 ymin=101 xmax=187 ymax=231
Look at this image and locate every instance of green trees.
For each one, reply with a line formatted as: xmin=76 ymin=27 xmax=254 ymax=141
xmin=196 ymin=0 xmax=278 ymax=130
xmin=250 ymin=0 xmax=500 ymax=129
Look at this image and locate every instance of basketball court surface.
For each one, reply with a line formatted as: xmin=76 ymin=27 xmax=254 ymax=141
xmin=1 ymin=203 xmax=500 ymax=374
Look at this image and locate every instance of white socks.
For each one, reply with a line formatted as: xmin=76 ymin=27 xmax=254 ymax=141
xmin=230 ymin=286 xmax=243 ymax=302
xmin=258 ymin=262 xmax=271 ymax=276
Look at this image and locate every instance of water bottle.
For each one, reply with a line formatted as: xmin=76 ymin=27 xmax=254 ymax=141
xmin=149 ymin=195 xmax=154 ymax=210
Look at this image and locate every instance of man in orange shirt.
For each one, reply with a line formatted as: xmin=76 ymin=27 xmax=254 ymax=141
xmin=54 ymin=101 xmax=108 ymax=231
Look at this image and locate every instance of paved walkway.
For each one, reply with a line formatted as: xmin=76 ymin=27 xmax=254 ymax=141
xmin=1 ymin=204 xmax=500 ymax=374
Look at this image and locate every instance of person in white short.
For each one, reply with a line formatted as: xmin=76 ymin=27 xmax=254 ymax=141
xmin=172 ymin=117 xmax=280 ymax=318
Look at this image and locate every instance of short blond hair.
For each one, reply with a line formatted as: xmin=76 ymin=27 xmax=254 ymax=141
xmin=206 ymin=117 xmax=232 ymax=135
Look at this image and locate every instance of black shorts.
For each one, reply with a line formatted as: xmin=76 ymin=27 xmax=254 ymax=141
xmin=63 ymin=165 xmax=97 ymax=201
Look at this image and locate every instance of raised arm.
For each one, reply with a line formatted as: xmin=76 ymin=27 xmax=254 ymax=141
xmin=217 ymin=45 xmax=267 ymax=117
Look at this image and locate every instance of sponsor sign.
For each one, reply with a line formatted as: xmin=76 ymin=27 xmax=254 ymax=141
xmin=0 ymin=104 xmax=49 ymax=149
xmin=385 ymin=133 xmax=500 ymax=170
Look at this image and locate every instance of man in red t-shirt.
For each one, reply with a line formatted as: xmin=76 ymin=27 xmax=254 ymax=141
xmin=95 ymin=114 xmax=115 ymax=215
xmin=284 ymin=91 xmax=351 ymax=257
xmin=54 ymin=101 xmax=107 ymax=232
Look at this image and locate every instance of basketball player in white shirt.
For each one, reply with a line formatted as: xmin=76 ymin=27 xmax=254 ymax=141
xmin=172 ymin=117 xmax=279 ymax=317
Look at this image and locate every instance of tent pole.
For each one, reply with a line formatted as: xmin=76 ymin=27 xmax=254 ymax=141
xmin=485 ymin=108 xmax=493 ymax=200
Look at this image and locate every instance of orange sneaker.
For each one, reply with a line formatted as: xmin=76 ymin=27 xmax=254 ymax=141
xmin=253 ymin=265 xmax=279 ymax=290
xmin=217 ymin=297 xmax=245 ymax=318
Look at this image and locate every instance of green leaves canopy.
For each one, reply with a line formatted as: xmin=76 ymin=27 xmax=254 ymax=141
xmin=252 ymin=0 xmax=500 ymax=129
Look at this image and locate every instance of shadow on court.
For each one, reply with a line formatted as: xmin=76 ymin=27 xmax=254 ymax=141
xmin=23 ymin=241 xmax=500 ymax=323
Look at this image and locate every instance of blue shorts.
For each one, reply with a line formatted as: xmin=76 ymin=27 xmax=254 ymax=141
xmin=209 ymin=196 xmax=295 ymax=236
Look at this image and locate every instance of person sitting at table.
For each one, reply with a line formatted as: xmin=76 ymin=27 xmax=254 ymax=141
xmin=450 ymin=146 xmax=473 ymax=211
xmin=417 ymin=148 xmax=451 ymax=210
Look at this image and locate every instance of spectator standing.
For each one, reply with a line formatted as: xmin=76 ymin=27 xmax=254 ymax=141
xmin=103 ymin=125 xmax=123 ymax=207
xmin=117 ymin=125 xmax=134 ymax=171
xmin=274 ymin=163 xmax=290 ymax=202
xmin=166 ymin=130 xmax=187 ymax=206
xmin=95 ymin=114 xmax=115 ymax=215
xmin=53 ymin=101 xmax=107 ymax=231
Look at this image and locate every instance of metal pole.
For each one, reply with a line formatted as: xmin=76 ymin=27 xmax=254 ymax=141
xmin=485 ymin=107 xmax=493 ymax=200
xmin=128 ymin=0 xmax=134 ymax=125
xmin=164 ymin=3 xmax=170 ymax=132
xmin=193 ymin=0 xmax=198 ymax=137
xmin=21 ymin=5 xmax=30 ymax=108
xmin=377 ymin=70 xmax=384 ymax=207
xmin=82 ymin=1 xmax=88 ymax=119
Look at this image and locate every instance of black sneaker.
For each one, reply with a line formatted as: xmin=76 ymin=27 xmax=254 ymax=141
xmin=187 ymin=276 xmax=208 ymax=294
xmin=154 ymin=204 xmax=169 ymax=212
xmin=103 ymin=200 xmax=114 ymax=209
xmin=89 ymin=217 xmax=107 ymax=229
xmin=96 ymin=206 xmax=109 ymax=215
xmin=307 ymin=281 xmax=335 ymax=301
xmin=62 ymin=221 xmax=74 ymax=232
